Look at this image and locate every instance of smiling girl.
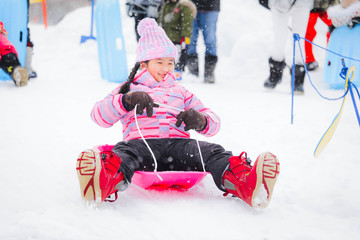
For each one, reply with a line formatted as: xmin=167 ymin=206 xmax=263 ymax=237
xmin=76 ymin=18 xmax=280 ymax=208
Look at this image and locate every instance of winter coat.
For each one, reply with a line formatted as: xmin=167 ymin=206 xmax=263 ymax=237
xmin=190 ymin=0 xmax=220 ymax=12
xmin=0 ymin=22 xmax=17 ymax=58
xmin=158 ymin=0 xmax=197 ymax=43
xmin=328 ymin=1 xmax=360 ymax=27
xmin=91 ymin=68 xmax=220 ymax=141
xmin=269 ymin=0 xmax=313 ymax=12
xmin=313 ymin=0 xmax=339 ymax=11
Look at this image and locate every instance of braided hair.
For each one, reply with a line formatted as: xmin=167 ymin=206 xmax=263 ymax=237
xmin=119 ymin=62 xmax=141 ymax=94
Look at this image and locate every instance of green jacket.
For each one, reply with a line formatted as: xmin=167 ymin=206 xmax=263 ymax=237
xmin=157 ymin=0 xmax=196 ymax=44
xmin=313 ymin=0 xmax=339 ymax=10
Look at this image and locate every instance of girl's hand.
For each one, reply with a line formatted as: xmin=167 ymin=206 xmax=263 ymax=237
xmin=124 ymin=91 xmax=158 ymax=117
xmin=175 ymin=109 xmax=207 ymax=131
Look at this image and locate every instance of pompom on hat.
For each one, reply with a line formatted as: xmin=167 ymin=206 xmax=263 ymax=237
xmin=136 ymin=18 xmax=178 ymax=62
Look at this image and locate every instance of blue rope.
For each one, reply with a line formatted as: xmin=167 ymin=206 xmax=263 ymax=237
xmin=295 ymin=34 xmax=349 ymax=101
xmin=302 ymin=37 xmax=360 ymax=63
xmin=349 ymin=82 xmax=360 ymax=126
xmin=291 ymin=33 xmax=360 ymax=125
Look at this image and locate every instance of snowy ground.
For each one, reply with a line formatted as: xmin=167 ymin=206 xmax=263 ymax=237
xmin=1 ymin=0 xmax=359 ymax=239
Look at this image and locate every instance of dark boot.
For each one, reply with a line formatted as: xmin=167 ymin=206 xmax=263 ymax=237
xmin=186 ymin=54 xmax=199 ymax=77
xmin=204 ymin=55 xmax=218 ymax=83
xmin=264 ymin=57 xmax=286 ymax=89
xmin=0 ymin=52 xmax=28 ymax=86
xmin=290 ymin=64 xmax=305 ymax=94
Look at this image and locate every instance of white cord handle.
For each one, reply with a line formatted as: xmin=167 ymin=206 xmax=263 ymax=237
xmin=134 ymin=102 xmax=206 ymax=178
xmin=134 ymin=105 xmax=163 ymax=181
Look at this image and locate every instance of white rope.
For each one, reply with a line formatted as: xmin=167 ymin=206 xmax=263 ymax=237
xmin=154 ymin=102 xmax=205 ymax=172
xmin=134 ymin=102 xmax=207 ymax=180
xmin=134 ymin=105 xmax=162 ymax=181
xmin=193 ymin=132 xmax=206 ymax=172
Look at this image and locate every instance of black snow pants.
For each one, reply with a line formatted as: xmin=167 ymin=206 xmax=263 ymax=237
xmin=112 ymin=138 xmax=232 ymax=191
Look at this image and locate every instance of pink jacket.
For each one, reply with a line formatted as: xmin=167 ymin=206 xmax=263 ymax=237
xmin=91 ymin=68 xmax=221 ymax=141
xmin=0 ymin=21 xmax=18 ymax=59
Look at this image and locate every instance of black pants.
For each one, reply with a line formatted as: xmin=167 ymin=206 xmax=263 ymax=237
xmin=112 ymin=138 xmax=232 ymax=191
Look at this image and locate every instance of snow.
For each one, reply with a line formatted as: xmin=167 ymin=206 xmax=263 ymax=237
xmin=1 ymin=0 xmax=359 ymax=239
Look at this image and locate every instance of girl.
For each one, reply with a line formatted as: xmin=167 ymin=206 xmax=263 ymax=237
xmin=76 ymin=18 xmax=280 ymax=208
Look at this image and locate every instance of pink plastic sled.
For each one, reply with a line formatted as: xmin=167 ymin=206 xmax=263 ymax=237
xmin=95 ymin=145 xmax=209 ymax=191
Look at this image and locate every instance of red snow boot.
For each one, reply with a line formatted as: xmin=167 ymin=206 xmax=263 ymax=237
xmin=222 ymin=152 xmax=280 ymax=208
xmin=76 ymin=149 xmax=126 ymax=204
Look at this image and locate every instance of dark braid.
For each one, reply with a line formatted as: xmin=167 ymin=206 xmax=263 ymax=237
xmin=119 ymin=62 xmax=141 ymax=94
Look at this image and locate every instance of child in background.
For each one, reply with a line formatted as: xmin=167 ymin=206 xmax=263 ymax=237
xmin=76 ymin=18 xmax=280 ymax=208
xmin=157 ymin=0 xmax=196 ymax=80
xmin=0 ymin=21 xmax=28 ymax=87
xmin=305 ymin=0 xmax=338 ymax=71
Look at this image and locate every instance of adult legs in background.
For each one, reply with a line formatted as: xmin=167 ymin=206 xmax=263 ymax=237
xmin=187 ymin=16 xmax=200 ymax=76
xmin=305 ymin=12 xmax=319 ymax=66
xmin=264 ymin=10 xmax=289 ymax=89
xmin=290 ymin=6 xmax=311 ymax=93
xmin=187 ymin=11 xmax=219 ymax=83
xmin=200 ymin=11 xmax=219 ymax=83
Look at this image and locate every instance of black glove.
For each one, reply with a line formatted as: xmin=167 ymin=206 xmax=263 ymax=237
xmin=175 ymin=109 xmax=207 ymax=131
xmin=124 ymin=91 xmax=158 ymax=117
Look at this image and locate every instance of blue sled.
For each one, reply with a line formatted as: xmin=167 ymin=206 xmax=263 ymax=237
xmin=95 ymin=0 xmax=128 ymax=83
xmin=323 ymin=24 xmax=360 ymax=89
xmin=0 ymin=0 xmax=28 ymax=81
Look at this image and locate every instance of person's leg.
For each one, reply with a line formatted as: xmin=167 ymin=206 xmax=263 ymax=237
xmin=319 ymin=11 xmax=332 ymax=43
xmin=188 ymin=14 xmax=200 ymax=55
xmin=305 ymin=12 xmax=318 ymax=64
xmin=290 ymin=6 xmax=311 ymax=93
xmin=187 ymin=15 xmax=200 ymax=76
xmin=134 ymin=13 xmax=147 ymax=41
xmin=163 ymin=138 xmax=232 ymax=190
xmin=291 ymin=7 xmax=311 ymax=65
xmin=198 ymin=11 xmax=219 ymax=82
xmin=264 ymin=9 xmax=289 ymax=89
xmin=198 ymin=11 xmax=219 ymax=57
xmin=270 ymin=10 xmax=289 ymax=62
xmin=112 ymin=139 xmax=166 ymax=182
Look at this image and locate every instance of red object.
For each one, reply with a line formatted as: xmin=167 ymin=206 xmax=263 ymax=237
xmin=305 ymin=11 xmax=332 ymax=64
xmin=132 ymin=171 xmax=208 ymax=190
xmin=96 ymin=145 xmax=208 ymax=191
xmin=76 ymin=147 xmax=124 ymax=203
xmin=0 ymin=33 xmax=19 ymax=59
xmin=222 ymin=152 xmax=280 ymax=208
xmin=42 ymin=0 xmax=48 ymax=29
xmin=0 ymin=21 xmax=8 ymax=36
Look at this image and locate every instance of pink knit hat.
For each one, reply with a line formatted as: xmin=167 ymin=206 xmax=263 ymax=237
xmin=136 ymin=18 xmax=178 ymax=62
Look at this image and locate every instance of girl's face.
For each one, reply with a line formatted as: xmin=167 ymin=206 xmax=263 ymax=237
xmin=141 ymin=57 xmax=175 ymax=82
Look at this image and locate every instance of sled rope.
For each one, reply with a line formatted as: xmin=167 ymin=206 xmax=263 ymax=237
xmin=291 ymin=34 xmax=360 ymax=157
xmin=292 ymin=34 xmax=360 ymax=122
xmin=134 ymin=102 xmax=206 ymax=175
xmin=134 ymin=104 xmax=163 ymax=181
xmin=154 ymin=102 xmax=206 ymax=172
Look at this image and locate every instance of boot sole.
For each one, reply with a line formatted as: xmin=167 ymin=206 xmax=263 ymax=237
xmin=251 ymin=152 xmax=280 ymax=208
xmin=13 ymin=67 xmax=28 ymax=87
xmin=76 ymin=149 xmax=103 ymax=203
